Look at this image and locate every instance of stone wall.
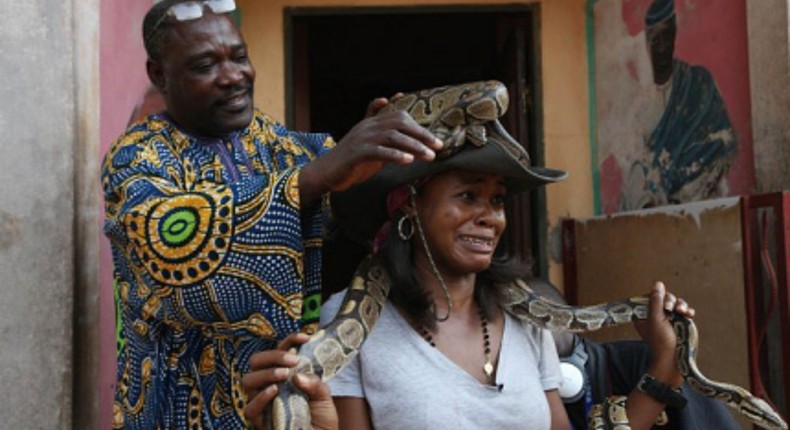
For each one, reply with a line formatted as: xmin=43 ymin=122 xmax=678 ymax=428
xmin=0 ymin=0 xmax=75 ymax=427
xmin=0 ymin=0 xmax=99 ymax=428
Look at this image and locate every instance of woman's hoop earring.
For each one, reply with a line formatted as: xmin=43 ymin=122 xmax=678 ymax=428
xmin=397 ymin=214 xmax=415 ymax=241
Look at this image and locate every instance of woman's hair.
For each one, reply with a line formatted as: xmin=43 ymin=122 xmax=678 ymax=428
xmin=378 ymin=206 xmax=531 ymax=330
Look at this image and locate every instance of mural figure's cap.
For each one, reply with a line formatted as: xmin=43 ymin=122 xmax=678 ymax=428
xmin=645 ymin=0 xmax=675 ymax=28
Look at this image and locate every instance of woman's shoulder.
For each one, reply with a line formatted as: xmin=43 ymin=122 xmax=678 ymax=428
xmin=503 ymin=311 xmax=551 ymax=347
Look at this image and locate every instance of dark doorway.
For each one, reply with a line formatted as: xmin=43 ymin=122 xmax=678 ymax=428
xmin=285 ymin=6 xmax=548 ymax=296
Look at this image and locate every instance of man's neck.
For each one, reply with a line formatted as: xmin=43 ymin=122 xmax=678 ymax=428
xmin=159 ymin=111 xmax=241 ymax=142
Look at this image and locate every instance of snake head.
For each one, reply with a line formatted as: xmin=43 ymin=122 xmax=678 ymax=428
xmin=741 ymin=396 xmax=788 ymax=430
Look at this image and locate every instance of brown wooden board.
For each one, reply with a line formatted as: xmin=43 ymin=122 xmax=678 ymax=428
xmin=567 ymin=197 xmax=749 ymax=426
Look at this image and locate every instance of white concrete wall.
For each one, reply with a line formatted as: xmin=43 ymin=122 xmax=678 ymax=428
xmin=73 ymin=0 xmax=101 ymax=427
xmin=0 ymin=0 xmax=99 ymax=427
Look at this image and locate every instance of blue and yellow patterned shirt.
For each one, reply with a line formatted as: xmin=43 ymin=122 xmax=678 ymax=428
xmin=102 ymin=109 xmax=334 ymax=429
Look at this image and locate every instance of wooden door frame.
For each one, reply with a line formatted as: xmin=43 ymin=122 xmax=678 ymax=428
xmin=283 ymin=4 xmax=551 ymax=278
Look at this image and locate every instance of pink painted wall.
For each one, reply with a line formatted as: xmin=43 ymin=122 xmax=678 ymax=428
xmin=99 ymin=1 xmax=153 ymax=428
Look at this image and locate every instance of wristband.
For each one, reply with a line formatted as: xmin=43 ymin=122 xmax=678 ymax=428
xmin=636 ymin=373 xmax=688 ymax=409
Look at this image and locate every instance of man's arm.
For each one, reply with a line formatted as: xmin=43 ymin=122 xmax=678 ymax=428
xmin=298 ymin=97 xmax=442 ymax=206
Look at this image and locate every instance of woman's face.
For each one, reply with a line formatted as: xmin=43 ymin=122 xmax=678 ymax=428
xmin=413 ymin=169 xmax=507 ymax=277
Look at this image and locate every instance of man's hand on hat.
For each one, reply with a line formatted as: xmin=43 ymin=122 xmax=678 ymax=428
xmin=299 ymin=97 xmax=443 ymax=206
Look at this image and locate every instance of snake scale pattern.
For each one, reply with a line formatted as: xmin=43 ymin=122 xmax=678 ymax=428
xmin=380 ymin=79 xmax=509 ymax=158
xmin=265 ymin=81 xmax=788 ymax=430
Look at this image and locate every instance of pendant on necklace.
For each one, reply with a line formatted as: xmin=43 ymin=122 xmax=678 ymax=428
xmin=483 ymin=360 xmax=494 ymax=378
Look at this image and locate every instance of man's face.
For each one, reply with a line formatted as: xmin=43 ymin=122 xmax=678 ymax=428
xmin=149 ymin=13 xmax=255 ymax=137
xmin=646 ymin=18 xmax=676 ymax=85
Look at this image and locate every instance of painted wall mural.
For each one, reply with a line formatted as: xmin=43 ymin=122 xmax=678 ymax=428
xmin=589 ymin=0 xmax=754 ymax=214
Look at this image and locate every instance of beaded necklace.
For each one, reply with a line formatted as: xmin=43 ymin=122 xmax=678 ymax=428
xmin=420 ymin=303 xmax=494 ymax=379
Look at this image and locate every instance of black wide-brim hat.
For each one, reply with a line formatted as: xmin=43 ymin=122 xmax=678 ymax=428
xmin=332 ymin=81 xmax=568 ymax=246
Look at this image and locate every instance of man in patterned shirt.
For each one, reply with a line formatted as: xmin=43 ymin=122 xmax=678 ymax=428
xmin=101 ymin=0 xmax=441 ymax=428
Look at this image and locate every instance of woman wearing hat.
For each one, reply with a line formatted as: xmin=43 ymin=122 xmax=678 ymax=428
xmin=242 ymin=82 xmax=695 ymax=430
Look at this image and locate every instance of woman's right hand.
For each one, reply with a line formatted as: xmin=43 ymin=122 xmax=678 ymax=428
xmin=633 ymin=281 xmax=695 ymax=388
xmin=242 ymin=333 xmax=339 ymax=430
xmin=624 ymin=282 xmax=695 ymax=430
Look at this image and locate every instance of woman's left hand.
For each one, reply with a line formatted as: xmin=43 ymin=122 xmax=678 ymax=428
xmin=633 ymin=281 xmax=695 ymax=388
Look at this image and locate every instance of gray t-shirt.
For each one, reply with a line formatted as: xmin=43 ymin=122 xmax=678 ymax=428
xmin=321 ymin=290 xmax=563 ymax=430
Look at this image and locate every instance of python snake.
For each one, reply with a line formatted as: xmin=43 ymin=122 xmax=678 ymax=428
xmin=265 ymin=81 xmax=788 ymax=430
xmin=379 ymin=79 xmax=510 ymax=159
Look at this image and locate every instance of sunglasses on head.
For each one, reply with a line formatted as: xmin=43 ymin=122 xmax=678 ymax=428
xmin=151 ymin=0 xmax=236 ymax=34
